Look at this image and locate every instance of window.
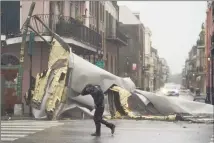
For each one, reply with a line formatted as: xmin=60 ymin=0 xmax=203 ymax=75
xmin=115 ymin=56 xmax=117 ymax=74
xmin=75 ymin=2 xmax=79 ymax=18
xmin=92 ymin=2 xmax=95 ymax=17
xmin=95 ymin=2 xmax=97 ymax=19
xmin=111 ymin=55 xmax=113 ymax=73
xmin=102 ymin=5 xmax=104 ymax=22
xmin=106 ymin=53 xmax=108 ymax=70
xmin=89 ymin=1 xmax=92 ymax=15
xmin=106 ymin=11 xmax=109 ymax=36
xmin=56 ymin=1 xmax=64 ymax=15
xmin=70 ymin=2 xmax=73 ymax=17
xmin=99 ymin=3 xmax=102 ymax=22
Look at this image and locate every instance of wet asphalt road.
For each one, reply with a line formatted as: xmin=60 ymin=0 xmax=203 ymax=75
xmin=2 ymin=120 xmax=213 ymax=143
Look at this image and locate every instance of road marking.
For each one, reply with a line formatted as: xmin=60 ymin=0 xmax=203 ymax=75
xmin=1 ymin=131 xmax=35 ymax=134
xmin=1 ymin=128 xmax=44 ymax=131
xmin=1 ymin=123 xmax=62 ymax=125
xmin=1 ymin=120 xmax=63 ymax=142
xmin=1 ymin=125 xmax=58 ymax=128
xmin=1 ymin=138 xmax=18 ymax=141
xmin=1 ymin=134 xmax=27 ymax=137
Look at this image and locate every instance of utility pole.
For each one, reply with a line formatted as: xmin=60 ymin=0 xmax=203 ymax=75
xmin=18 ymin=2 xmax=35 ymax=105
xmin=28 ymin=32 xmax=35 ymax=116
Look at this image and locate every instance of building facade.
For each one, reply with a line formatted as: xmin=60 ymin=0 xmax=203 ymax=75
xmin=0 ymin=1 xmax=127 ymax=115
xmin=159 ymin=58 xmax=169 ymax=86
xmin=205 ymin=1 xmax=214 ymax=104
xmin=151 ymin=48 xmax=158 ymax=91
xmin=104 ymin=2 xmax=128 ymax=75
xmin=144 ymin=27 xmax=153 ymax=90
xmin=196 ymin=24 xmax=206 ymax=94
xmin=118 ymin=6 xmax=145 ymax=88
xmin=182 ymin=24 xmax=206 ymax=94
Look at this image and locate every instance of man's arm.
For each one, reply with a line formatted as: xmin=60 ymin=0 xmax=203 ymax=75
xmin=81 ymin=87 xmax=89 ymax=96
xmin=81 ymin=85 xmax=94 ymax=96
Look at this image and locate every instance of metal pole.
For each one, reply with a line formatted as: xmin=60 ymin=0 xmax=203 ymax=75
xmin=28 ymin=32 xmax=35 ymax=116
xmin=28 ymin=25 xmax=51 ymax=46
xmin=18 ymin=2 xmax=35 ymax=102
xmin=33 ymin=15 xmax=71 ymax=51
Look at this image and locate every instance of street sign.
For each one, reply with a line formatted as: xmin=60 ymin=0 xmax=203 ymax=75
xmin=95 ymin=60 xmax=104 ymax=69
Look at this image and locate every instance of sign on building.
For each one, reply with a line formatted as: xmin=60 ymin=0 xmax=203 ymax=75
xmin=95 ymin=60 xmax=104 ymax=69
xmin=132 ymin=63 xmax=137 ymax=71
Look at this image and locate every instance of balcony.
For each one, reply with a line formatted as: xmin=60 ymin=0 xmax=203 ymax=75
xmin=142 ymin=64 xmax=150 ymax=71
xmin=196 ymin=66 xmax=205 ymax=75
xmin=106 ymin=29 xmax=128 ymax=46
xmin=30 ymin=14 xmax=102 ymax=50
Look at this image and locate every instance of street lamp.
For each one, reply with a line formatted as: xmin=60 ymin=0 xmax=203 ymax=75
xmin=208 ymin=57 xmax=211 ymax=62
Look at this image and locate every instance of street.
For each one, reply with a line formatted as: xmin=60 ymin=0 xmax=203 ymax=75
xmin=1 ymin=120 xmax=213 ymax=143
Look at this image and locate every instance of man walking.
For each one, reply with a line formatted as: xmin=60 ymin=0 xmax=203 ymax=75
xmin=81 ymin=84 xmax=115 ymax=136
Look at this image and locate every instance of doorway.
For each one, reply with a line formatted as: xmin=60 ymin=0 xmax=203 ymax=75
xmin=1 ymin=53 xmax=22 ymax=115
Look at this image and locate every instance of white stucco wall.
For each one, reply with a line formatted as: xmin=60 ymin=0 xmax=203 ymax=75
xmin=21 ymin=1 xmax=50 ymax=27
xmin=105 ymin=2 xmax=118 ymax=20
xmin=85 ymin=1 xmax=90 ymax=27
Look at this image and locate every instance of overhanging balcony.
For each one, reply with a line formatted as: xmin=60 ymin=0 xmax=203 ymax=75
xmin=106 ymin=29 xmax=128 ymax=46
xmin=142 ymin=64 xmax=150 ymax=72
xmin=196 ymin=66 xmax=205 ymax=75
xmin=30 ymin=14 xmax=102 ymax=51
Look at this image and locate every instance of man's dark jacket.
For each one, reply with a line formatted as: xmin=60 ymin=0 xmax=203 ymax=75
xmin=81 ymin=85 xmax=105 ymax=108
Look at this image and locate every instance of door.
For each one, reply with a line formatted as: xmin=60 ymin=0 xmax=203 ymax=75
xmin=1 ymin=54 xmax=23 ymax=114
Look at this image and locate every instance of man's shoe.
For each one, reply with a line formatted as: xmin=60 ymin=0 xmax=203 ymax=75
xmin=91 ymin=133 xmax=101 ymax=137
xmin=111 ymin=125 xmax=115 ymax=134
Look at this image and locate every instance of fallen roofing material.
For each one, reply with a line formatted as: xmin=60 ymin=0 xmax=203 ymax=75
xmin=30 ymin=38 xmax=214 ymax=123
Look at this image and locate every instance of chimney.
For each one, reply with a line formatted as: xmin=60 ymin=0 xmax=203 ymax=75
xmin=133 ymin=12 xmax=140 ymax=20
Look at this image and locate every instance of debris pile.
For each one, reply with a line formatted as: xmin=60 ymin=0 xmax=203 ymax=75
xmin=30 ymin=39 xmax=214 ymax=123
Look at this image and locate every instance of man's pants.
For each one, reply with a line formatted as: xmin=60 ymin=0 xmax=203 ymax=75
xmin=93 ymin=106 xmax=114 ymax=134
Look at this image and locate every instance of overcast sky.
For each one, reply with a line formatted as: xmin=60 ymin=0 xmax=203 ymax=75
xmin=118 ymin=1 xmax=207 ymax=74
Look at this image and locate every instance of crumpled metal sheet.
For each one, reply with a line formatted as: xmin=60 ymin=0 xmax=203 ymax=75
xmin=134 ymin=90 xmax=214 ymax=116
xmin=32 ymin=39 xmax=70 ymax=119
xmin=31 ymin=38 xmax=136 ymax=120
xmin=68 ymin=53 xmax=136 ymax=95
xmin=31 ymin=38 xmax=213 ymax=122
xmin=107 ymin=86 xmax=177 ymax=121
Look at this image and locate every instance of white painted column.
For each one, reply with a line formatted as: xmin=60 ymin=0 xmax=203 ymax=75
xmin=64 ymin=1 xmax=70 ymax=16
xmin=85 ymin=1 xmax=90 ymax=27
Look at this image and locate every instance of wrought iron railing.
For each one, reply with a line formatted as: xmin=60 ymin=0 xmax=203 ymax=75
xmin=196 ymin=66 xmax=204 ymax=73
xmin=106 ymin=28 xmax=128 ymax=45
xmin=116 ymin=29 xmax=128 ymax=45
xmin=30 ymin=14 xmax=102 ymax=49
